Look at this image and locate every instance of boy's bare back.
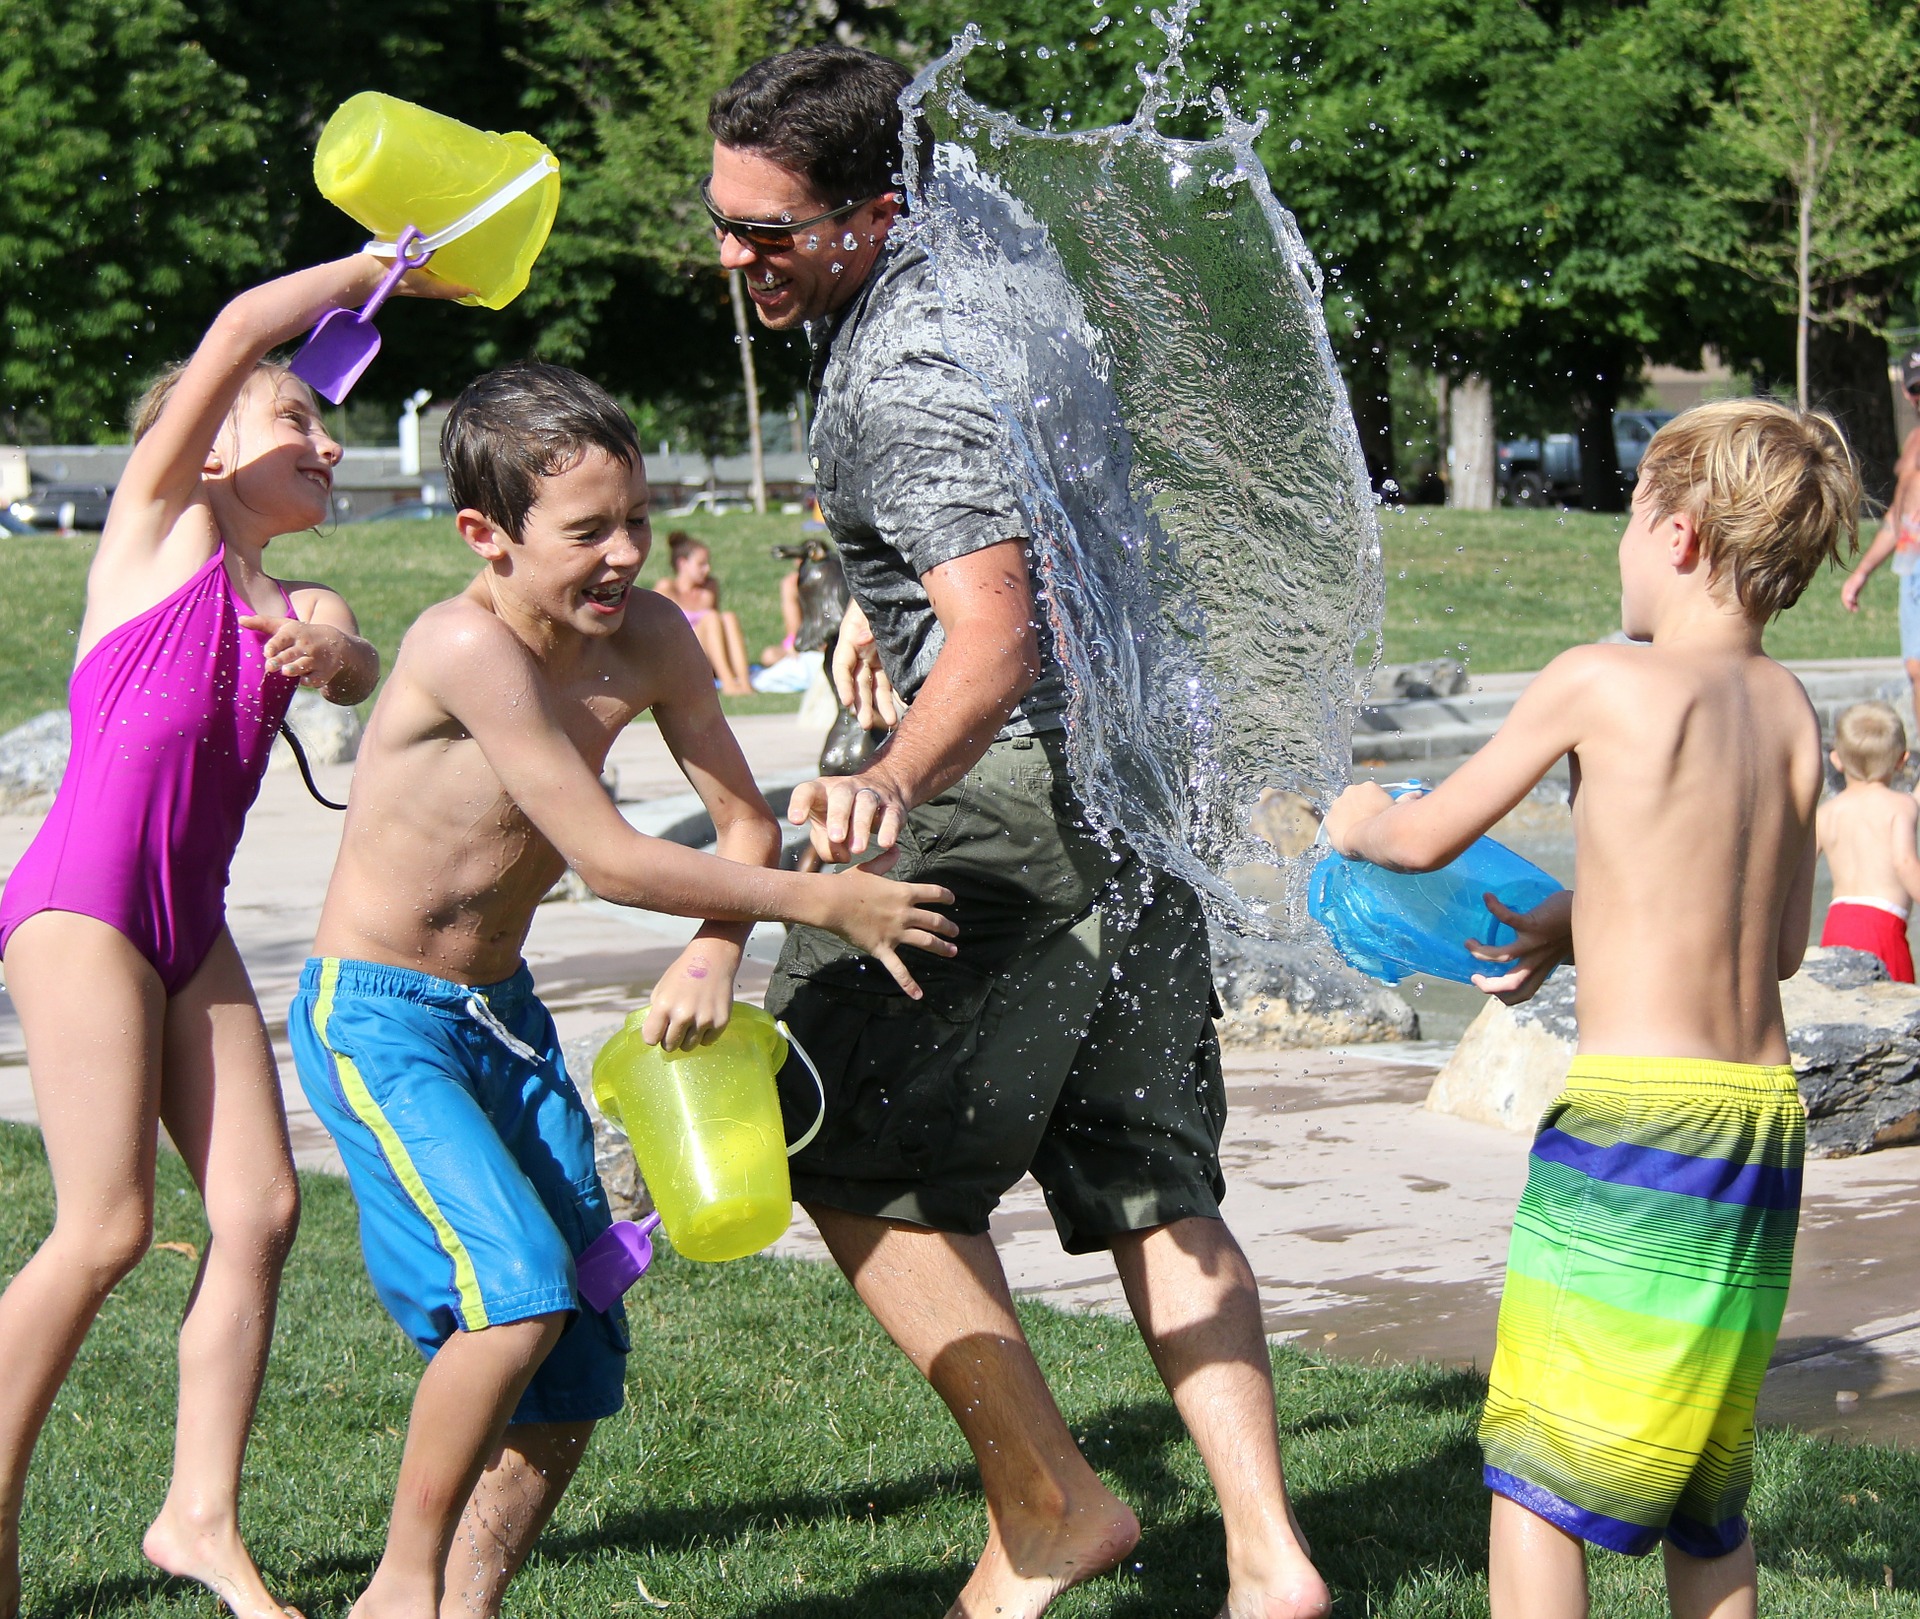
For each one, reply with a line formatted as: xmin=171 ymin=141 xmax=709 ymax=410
xmin=1817 ymin=780 xmax=1920 ymax=911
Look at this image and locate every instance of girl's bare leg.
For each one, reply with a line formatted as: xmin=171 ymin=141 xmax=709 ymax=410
xmin=0 ymin=913 xmax=166 ymax=1619
xmin=693 ymin=615 xmax=752 ymax=695
xmin=142 ymin=928 xmax=302 ymax=1619
xmin=717 ymin=611 xmax=754 ymax=691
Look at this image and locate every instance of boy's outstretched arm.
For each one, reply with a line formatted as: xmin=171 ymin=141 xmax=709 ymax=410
xmin=646 ymin=627 xmax=786 ymax=1049
xmin=423 ymin=614 xmax=957 ymax=995
xmin=1324 ymin=647 xmax=1600 ymax=872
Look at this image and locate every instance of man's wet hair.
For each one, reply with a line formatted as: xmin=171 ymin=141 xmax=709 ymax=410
xmin=441 ymin=362 xmax=640 ymax=540
xmin=709 ymin=45 xmax=926 ymax=205
xmin=1638 ymin=398 xmax=1861 ymax=623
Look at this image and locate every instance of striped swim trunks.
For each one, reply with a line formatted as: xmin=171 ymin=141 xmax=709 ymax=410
xmin=1480 ymin=1055 xmax=1803 ymax=1558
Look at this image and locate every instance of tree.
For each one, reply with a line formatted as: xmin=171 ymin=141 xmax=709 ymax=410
xmin=0 ymin=0 xmax=270 ymax=441
xmin=1690 ymin=0 xmax=1920 ymax=411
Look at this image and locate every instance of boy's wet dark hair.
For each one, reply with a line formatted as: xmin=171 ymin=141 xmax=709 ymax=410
xmin=442 ymin=362 xmax=640 ymax=540
xmin=709 ymin=45 xmax=923 ymax=204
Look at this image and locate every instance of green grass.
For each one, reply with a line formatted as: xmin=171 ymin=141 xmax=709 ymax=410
xmin=0 ymin=511 xmax=812 ymax=736
xmin=6 ymin=1119 xmax=1920 ymax=1617
xmin=1376 ymin=507 xmax=1900 ymax=673
xmin=0 ymin=510 xmax=1897 ymax=736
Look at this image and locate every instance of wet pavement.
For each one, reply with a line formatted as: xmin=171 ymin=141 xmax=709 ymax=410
xmin=3 ymin=709 xmax=1920 ymax=1446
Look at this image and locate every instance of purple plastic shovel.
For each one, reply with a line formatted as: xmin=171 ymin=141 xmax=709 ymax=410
xmin=290 ymin=227 xmax=432 ymax=404
xmin=576 ymin=1212 xmax=663 ymax=1313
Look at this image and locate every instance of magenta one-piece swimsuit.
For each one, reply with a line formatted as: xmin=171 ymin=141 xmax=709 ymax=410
xmin=0 ymin=546 xmax=297 ymax=994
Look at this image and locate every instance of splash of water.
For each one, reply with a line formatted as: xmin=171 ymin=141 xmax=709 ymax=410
xmin=900 ymin=10 xmax=1381 ymax=939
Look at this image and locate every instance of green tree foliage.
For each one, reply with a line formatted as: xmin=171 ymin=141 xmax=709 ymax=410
xmin=0 ymin=0 xmax=269 ymax=441
xmin=1688 ymin=0 xmax=1920 ymax=410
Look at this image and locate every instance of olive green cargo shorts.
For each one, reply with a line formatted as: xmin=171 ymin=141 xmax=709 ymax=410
xmin=767 ymin=732 xmax=1227 ymax=1253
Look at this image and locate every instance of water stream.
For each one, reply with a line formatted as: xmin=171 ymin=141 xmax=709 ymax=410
xmin=900 ymin=11 xmax=1381 ymax=940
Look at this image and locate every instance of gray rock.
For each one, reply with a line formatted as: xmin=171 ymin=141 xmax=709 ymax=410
xmin=563 ymin=1026 xmax=652 ymax=1222
xmin=1428 ymin=950 xmax=1920 ymax=1157
xmin=1387 ymin=657 xmax=1470 ymax=700
xmin=273 ymin=686 xmax=363 ymax=768
xmin=0 ymin=710 xmax=69 ymax=811
xmin=1211 ymin=932 xmax=1419 ymax=1048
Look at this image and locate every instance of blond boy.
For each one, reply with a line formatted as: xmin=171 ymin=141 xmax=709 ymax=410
xmin=1815 ymin=701 xmax=1920 ymax=982
xmin=1326 ymin=400 xmax=1860 ymax=1618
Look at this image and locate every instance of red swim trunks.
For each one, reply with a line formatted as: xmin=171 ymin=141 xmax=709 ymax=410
xmin=1820 ymin=900 xmax=1915 ymax=983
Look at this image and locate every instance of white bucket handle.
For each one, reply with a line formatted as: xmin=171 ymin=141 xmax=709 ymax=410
xmin=361 ymin=154 xmax=558 ymax=259
xmin=776 ymin=1020 xmax=828 ymax=1157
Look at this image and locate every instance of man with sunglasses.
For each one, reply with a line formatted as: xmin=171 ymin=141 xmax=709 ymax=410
xmin=706 ymin=44 xmax=1329 ymax=1619
xmin=1841 ymin=349 xmax=1920 ymax=734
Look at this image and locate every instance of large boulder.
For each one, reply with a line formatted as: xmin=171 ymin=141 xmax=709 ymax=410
xmin=0 ymin=710 xmax=69 ymax=811
xmin=272 ymin=686 xmax=362 ymax=769
xmin=563 ymin=1027 xmax=652 ymax=1222
xmin=1212 ymin=932 xmax=1419 ymax=1048
xmin=1428 ymin=948 xmax=1920 ymax=1157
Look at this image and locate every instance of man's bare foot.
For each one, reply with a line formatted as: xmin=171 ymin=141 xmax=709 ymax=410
xmin=143 ymin=1508 xmax=302 ymax=1619
xmin=944 ymin=1488 xmax=1139 ymax=1619
xmin=1217 ymin=1505 xmax=1331 ymax=1619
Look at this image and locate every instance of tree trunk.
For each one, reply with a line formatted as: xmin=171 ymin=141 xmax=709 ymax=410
xmin=1446 ymin=375 xmax=1495 ymax=510
xmin=1810 ymin=319 xmax=1898 ymax=508
xmin=1343 ymin=340 xmax=1395 ymax=495
xmin=1797 ymin=126 xmax=1815 ymax=414
xmin=1571 ymin=363 xmax=1625 ymax=512
xmin=728 ymin=269 xmax=768 ymax=515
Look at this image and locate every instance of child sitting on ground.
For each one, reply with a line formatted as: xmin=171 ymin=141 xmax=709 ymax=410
xmin=1326 ymin=398 xmax=1859 ymax=1619
xmin=290 ymin=361 xmax=954 ymax=1619
xmin=653 ymin=530 xmax=753 ymax=694
xmin=0 ymin=255 xmax=450 ymax=1619
xmin=1815 ymin=701 xmax=1920 ymax=982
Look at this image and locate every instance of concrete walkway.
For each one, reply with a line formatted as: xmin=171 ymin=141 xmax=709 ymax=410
xmin=3 ymin=708 xmax=1919 ymax=1446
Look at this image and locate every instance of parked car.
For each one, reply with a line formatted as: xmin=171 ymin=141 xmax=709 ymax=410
xmin=9 ymin=483 xmax=112 ymax=532
xmin=348 ymin=499 xmax=459 ymax=523
xmin=0 ymin=509 xmax=33 ymax=536
xmin=1497 ymin=410 xmax=1675 ymax=507
xmin=664 ymin=488 xmax=755 ymax=518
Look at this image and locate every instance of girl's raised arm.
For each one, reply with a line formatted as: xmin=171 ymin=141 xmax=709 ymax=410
xmin=107 ymin=255 xmax=459 ymax=553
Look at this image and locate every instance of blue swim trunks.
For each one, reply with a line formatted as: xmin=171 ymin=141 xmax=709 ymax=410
xmin=1899 ymin=562 xmax=1920 ymax=663
xmin=290 ymin=956 xmax=628 ymax=1425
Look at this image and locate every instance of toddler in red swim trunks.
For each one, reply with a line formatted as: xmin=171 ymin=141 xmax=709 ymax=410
xmin=1817 ymin=700 xmax=1920 ymax=981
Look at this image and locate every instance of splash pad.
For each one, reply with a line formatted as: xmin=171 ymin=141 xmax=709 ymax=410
xmin=900 ymin=10 xmax=1381 ymax=940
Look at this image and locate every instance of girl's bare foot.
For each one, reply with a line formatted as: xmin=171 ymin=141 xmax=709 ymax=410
xmin=143 ymin=1508 xmax=302 ymax=1619
xmin=945 ymin=1489 xmax=1140 ymax=1619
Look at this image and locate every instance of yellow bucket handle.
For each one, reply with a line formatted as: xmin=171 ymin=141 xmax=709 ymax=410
xmin=776 ymin=1020 xmax=828 ymax=1156
xmin=361 ymin=153 xmax=558 ymax=259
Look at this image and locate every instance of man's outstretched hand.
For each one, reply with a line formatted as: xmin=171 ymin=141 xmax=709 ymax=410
xmin=789 ymin=767 xmax=912 ymax=866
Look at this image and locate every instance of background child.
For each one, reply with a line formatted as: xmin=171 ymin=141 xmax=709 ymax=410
xmin=291 ymin=362 xmax=954 ymax=1619
xmin=1325 ymin=399 xmax=1859 ymax=1619
xmin=1815 ymin=700 xmax=1920 ymax=981
xmin=0 ymin=255 xmax=454 ymax=1619
xmin=653 ymin=531 xmax=753 ymax=693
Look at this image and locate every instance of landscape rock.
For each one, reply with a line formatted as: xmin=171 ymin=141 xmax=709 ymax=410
xmin=1248 ymin=788 xmax=1321 ymax=860
xmin=272 ymin=687 xmax=362 ymax=769
xmin=563 ymin=1027 xmax=652 ymax=1222
xmin=1384 ymin=658 xmax=1471 ymax=700
xmin=1428 ymin=949 xmax=1920 ymax=1157
xmin=1212 ymin=932 xmax=1418 ymax=1048
xmin=0 ymin=710 xmax=69 ymax=811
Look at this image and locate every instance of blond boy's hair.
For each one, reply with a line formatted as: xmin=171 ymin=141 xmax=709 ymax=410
xmin=1834 ymin=700 xmax=1907 ymax=783
xmin=1638 ymin=398 xmax=1861 ymax=622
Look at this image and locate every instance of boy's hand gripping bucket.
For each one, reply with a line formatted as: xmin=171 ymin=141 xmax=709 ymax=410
xmin=591 ymin=1003 xmax=826 ymax=1264
xmin=312 ymin=91 xmax=561 ymax=311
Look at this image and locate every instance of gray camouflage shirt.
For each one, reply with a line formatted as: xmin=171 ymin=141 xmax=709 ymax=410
xmin=806 ymin=238 xmax=1067 ymax=737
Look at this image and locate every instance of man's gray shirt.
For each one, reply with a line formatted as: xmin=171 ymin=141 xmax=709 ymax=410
xmin=807 ymin=238 xmax=1068 ymax=737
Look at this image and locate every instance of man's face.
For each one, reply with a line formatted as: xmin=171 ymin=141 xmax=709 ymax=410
xmin=707 ymin=143 xmax=898 ymax=331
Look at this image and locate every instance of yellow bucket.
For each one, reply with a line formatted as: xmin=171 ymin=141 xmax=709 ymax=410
xmin=312 ymin=91 xmax=560 ymax=310
xmin=592 ymin=1003 xmax=824 ymax=1264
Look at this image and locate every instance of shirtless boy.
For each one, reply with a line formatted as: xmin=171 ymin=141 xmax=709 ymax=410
xmin=288 ymin=361 xmax=954 ymax=1619
xmin=1815 ymin=701 xmax=1920 ymax=981
xmin=1326 ymin=399 xmax=1859 ymax=1619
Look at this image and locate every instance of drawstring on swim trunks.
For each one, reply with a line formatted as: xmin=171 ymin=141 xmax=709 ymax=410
xmin=465 ymin=993 xmax=542 ymax=1065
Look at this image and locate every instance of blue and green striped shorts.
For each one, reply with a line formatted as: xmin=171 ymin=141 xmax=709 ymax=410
xmin=290 ymin=956 xmax=628 ymax=1424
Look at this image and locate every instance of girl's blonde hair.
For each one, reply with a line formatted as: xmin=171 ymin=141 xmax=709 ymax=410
xmin=129 ymin=359 xmax=300 ymax=444
xmin=1638 ymin=398 xmax=1862 ymax=622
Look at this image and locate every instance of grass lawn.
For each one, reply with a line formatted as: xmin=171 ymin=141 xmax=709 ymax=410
xmin=0 ymin=508 xmax=1898 ymax=737
xmin=6 ymin=1121 xmax=1919 ymax=1618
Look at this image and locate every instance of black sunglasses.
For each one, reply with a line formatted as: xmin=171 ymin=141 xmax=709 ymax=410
xmin=699 ymin=178 xmax=880 ymax=252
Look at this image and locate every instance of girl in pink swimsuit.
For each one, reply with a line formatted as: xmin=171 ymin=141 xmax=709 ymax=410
xmin=0 ymin=254 xmax=456 ymax=1618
